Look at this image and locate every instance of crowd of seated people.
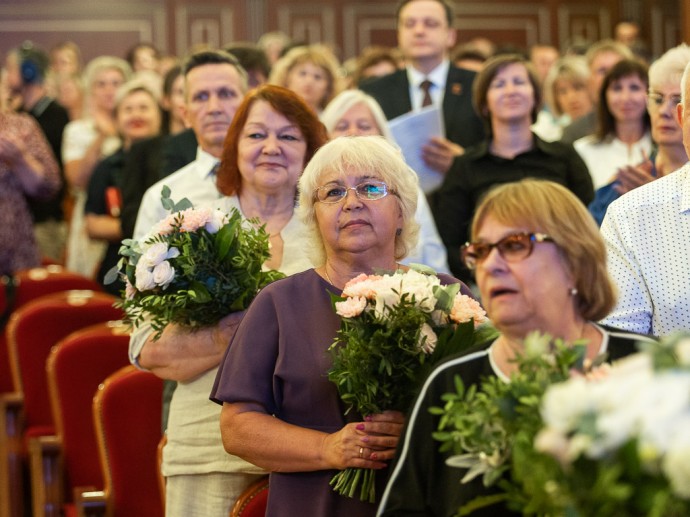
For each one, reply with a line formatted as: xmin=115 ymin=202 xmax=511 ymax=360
xmin=2 ymin=1 xmax=689 ymax=514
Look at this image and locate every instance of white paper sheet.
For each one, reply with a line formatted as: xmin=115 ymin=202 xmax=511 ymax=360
xmin=388 ymin=105 xmax=445 ymax=193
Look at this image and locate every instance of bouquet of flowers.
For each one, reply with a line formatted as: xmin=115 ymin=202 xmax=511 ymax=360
xmin=106 ymin=187 xmax=284 ymax=337
xmin=434 ymin=332 xmax=690 ymax=516
xmin=327 ymin=267 xmax=497 ymax=503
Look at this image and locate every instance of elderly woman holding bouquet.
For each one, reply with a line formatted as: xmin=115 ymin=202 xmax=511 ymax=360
xmin=377 ymin=179 xmax=653 ymax=516
xmin=127 ymin=84 xmax=328 ymax=516
xmin=211 ymin=135 xmax=475 ymax=516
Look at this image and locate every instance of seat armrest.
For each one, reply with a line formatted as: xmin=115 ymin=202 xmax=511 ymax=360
xmin=0 ymin=392 xmax=25 ymax=517
xmin=28 ymin=434 xmax=63 ymax=517
xmin=74 ymin=487 xmax=107 ymax=517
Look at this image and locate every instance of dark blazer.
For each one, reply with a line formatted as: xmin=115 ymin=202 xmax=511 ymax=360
xmin=360 ymin=66 xmax=485 ymax=149
xmin=119 ymin=129 xmax=197 ymax=239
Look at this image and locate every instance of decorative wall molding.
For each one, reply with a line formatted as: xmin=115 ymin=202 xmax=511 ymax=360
xmin=276 ymin=5 xmax=337 ymax=45
xmin=174 ymin=5 xmax=234 ymax=56
xmin=0 ymin=0 xmax=682 ymax=65
xmin=557 ymin=5 xmax=612 ymax=52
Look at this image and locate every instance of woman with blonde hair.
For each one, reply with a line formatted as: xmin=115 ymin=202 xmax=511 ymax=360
xmin=532 ymin=55 xmax=593 ymax=141
xmin=269 ymin=44 xmax=342 ymax=113
xmin=62 ymin=55 xmax=132 ymax=277
xmin=379 ymin=178 xmax=652 ymax=516
xmin=320 ymin=89 xmax=449 ymax=273
xmin=212 ymin=136 xmax=473 ymax=516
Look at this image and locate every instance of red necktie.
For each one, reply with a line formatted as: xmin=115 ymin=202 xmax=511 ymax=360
xmin=420 ymin=79 xmax=433 ymax=107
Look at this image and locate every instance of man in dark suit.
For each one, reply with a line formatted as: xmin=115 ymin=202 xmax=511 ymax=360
xmin=360 ymin=0 xmax=485 ymax=195
xmin=119 ymin=128 xmax=197 ymax=239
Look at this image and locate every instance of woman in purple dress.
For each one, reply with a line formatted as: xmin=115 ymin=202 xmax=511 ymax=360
xmin=0 ymin=111 xmax=60 ymax=274
xmin=211 ymin=136 xmax=471 ymax=516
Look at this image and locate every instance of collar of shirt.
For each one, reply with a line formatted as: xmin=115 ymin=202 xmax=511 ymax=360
xmin=193 ymin=147 xmax=221 ymax=181
xmin=679 ymin=163 xmax=690 ymax=214
xmin=407 ymin=60 xmax=450 ymax=111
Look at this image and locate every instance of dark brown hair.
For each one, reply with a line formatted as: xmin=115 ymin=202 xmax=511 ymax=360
xmin=216 ymin=84 xmax=329 ymax=196
xmin=595 ymin=59 xmax=650 ymax=142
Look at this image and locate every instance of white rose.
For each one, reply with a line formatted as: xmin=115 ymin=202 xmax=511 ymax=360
xmin=400 ymin=269 xmax=438 ymax=312
xmin=663 ymin=436 xmax=690 ymax=499
xmin=204 ymin=210 xmax=228 ymax=234
xmin=540 ymin=378 xmax=592 ymax=434
xmin=141 ymin=242 xmax=170 ymax=267
xmin=534 ymin=428 xmax=572 ymax=466
xmin=167 ymin=247 xmax=180 ymax=259
xmin=152 ymin=261 xmax=176 ymax=289
xmin=418 ymin=323 xmax=438 ymax=353
xmin=134 ymin=262 xmax=156 ymax=291
xmin=675 ymin=338 xmax=690 ymax=366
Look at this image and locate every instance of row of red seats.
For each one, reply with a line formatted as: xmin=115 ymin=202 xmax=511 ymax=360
xmin=0 ymin=266 xmax=164 ymax=517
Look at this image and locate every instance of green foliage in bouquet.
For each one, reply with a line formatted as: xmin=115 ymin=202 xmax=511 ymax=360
xmin=432 ymin=333 xmax=586 ymax=515
xmin=326 ymin=268 xmax=498 ymax=502
xmin=433 ymin=332 xmax=690 ymax=517
xmin=108 ymin=187 xmax=284 ymax=338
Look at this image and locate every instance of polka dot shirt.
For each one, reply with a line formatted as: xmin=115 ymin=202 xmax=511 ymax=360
xmin=600 ymin=163 xmax=690 ymax=337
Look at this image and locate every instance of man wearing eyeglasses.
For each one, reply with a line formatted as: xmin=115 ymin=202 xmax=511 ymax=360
xmin=588 ymin=44 xmax=690 ymax=226
xmin=600 ymin=51 xmax=690 ymax=337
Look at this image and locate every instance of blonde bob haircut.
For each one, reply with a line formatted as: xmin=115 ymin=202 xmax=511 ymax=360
xmin=269 ymin=44 xmax=343 ymax=110
xmin=297 ymin=135 xmax=420 ymax=267
xmin=543 ymin=56 xmax=589 ymax=117
xmin=471 ymin=179 xmax=615 ymax=321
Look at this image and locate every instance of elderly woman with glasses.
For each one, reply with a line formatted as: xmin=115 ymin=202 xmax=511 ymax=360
xmin=211 ymin=135 xmax=472 ymax=517
xmin=378 ymin=179 xmax=650 ymax=517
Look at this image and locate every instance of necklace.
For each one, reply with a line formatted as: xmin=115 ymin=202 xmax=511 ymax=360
xmin=324 ymin=267 xmax=334 ymax=286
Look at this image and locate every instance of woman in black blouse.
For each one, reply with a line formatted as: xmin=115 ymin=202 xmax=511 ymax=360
xmin=433 ymin=54 xmax=593 ymax=281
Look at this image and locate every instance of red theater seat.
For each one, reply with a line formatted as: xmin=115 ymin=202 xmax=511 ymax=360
xmin=89 ymin=366 xmax=163 ymax=517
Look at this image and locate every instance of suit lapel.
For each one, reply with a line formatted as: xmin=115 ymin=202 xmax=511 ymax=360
xmin=442 ymin=67 xmax=467 ymax=135
xmin=391 ymin=70 xmax=412 ymax=117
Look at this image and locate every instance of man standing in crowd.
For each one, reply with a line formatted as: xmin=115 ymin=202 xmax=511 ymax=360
xmin=128 ymin=50 xmax=261 ymax=516
xmin=600 ymin=60 xmax=690 ymax=336
xmin=5 ymin=42 xmax=69 ymax=263
xmin=560 ymin=39 xmax=633 ymax=144
xmin=360 ymin=0 xmax=484 ymax=194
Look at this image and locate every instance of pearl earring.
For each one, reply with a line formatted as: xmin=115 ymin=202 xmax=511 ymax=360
xmin=570 ymin=287 xmax=578 ymax=296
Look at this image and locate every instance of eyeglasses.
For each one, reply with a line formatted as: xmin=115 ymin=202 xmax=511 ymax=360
xmin=461 ymin=232 xmax=554 ymax=270
xmin=647 ymin=91 xmax=682 ymax=109
xmin=314 ymin=180 xmax=394 ymax=204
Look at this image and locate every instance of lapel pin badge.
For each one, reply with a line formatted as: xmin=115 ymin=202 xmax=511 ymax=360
xmin=451 ymin=83 xmax=462 ymax=95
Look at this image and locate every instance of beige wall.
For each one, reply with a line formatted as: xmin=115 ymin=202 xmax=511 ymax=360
xmin=0 ymin=0 xmax=682 ymax=63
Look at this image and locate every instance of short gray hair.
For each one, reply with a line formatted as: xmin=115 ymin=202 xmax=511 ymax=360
xmin=296 ymin=135 xmax=420 ymax=266
xmin=681 ymin=60 xmax=690 ymax=106
xmin=320 ymin=89 xmax=394 ymax=140
xmin=650 ymin=44 xmax=690 ymax=94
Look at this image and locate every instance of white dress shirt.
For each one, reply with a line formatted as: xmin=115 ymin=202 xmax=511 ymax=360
xmin=133 ymin=147 xmax=220 ymax=240
xmin=601 ymin=162 xmax=690 ymax=336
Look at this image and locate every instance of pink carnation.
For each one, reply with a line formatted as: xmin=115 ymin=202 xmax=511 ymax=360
xmin=179 ymin=207 xmax=212 ymax=232
xmin=450 ymin=295 xmax=487 ymax=327
xmin=151 ymin=213 xmax=178 ymax=235
xmin=342 ymin=274 xmax=384 ymax=299
xmin=335 ymin=296 xmax=367 ymax=318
